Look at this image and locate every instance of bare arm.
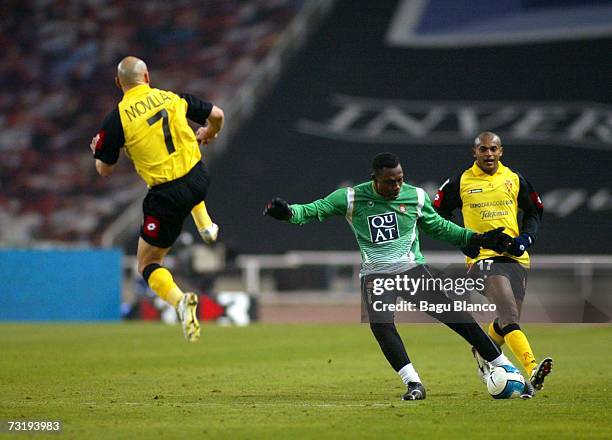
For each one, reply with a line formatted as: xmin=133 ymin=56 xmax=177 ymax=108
xmin=180 ymin=94 xmax=224 ymax=146
xmin=91 ymin=109 xmax=123 ymax=176
xmin=196 ymin=105 xmax=224 ymax=145
xmin=90 ymin=134 xmax=116 ymax=176
xmin=95 ymin=159 xmax=116 ymax=176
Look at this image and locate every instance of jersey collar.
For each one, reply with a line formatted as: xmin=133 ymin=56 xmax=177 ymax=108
xmin=123 ymin=83 xmax=151 ymax=97
xmin=369 ymin=181 xmax=405 ymax=200
xmin=370 ymin=181 xmax=385 ymax=199
xmin=471 ymin=161 xmax=506 ymax=177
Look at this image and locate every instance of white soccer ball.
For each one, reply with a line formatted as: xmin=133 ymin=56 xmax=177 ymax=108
xmin=487 ymin=365 xmax=525 ymax=399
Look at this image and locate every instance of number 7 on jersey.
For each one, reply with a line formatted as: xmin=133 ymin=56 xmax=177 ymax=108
xmin=147 ymin=109 xmax=175 ymax=154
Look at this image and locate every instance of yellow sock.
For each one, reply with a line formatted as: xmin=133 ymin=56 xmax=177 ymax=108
xmin=148 ymin=266 xmax=184 ymax=308
xmin=191 ymin=201 xmax=213 ymax=230
xmin=504 ymin=329 xmax=538 ymax=375
xmin=488 ymin=321 xmax=505 ymax=347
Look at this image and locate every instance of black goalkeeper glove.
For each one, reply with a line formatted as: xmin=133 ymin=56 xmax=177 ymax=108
xmin=460 ymin=245 xmax=481 ymax=259
xmin=469 ymin=227 xmax=513 ymax=254
xmin=507 ymin=233 xmax=534 ymax=257
xmin=263 ymin=197 xmax=292 ymax=220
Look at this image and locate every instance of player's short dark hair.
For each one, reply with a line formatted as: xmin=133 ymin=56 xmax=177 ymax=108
xmin=372 ymin=152 xmax=400 ymax=174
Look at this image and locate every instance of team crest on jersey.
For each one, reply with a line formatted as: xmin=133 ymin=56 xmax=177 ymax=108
xmin=399 ymin=204 xmax=406 ymax=213
xmin=368 ymin=212 xmax=399 ymax=244
xmin=505 ymin=180 xmax=513 ymax=192
xmin=367 ymin=201 xmax=374 ymax=207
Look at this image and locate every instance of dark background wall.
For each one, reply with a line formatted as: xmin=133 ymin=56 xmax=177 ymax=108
xmin=207 ymin=0 xmax=612 ymax=254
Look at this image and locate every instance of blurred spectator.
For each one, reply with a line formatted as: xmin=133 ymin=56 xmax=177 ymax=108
xmin=0 ymin=0 xmax=303 ymax=245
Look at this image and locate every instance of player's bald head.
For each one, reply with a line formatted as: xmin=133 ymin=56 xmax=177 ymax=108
xmin=116 ymin=56 xmax=149 ymax=88
xmin=474 ymin=131 xmax=501 ymax=148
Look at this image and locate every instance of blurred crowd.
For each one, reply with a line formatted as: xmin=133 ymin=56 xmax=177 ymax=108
xmin=0 ymin=0 xmax=302 ymax=245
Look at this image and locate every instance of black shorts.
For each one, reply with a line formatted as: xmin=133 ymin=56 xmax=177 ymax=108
xmin=140 ymin=162 xmax=210 ymax=248
xmin=469 ymin=256 xmax=528 ymax=302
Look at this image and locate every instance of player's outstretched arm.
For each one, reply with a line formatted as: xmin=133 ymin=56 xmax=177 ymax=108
xmin=263 ymin=188 xmax=349 ymax=226
xmin=263 ymin=198 xmax=293 ymax=220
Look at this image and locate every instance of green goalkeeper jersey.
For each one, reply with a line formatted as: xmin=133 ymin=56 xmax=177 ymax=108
xmin=289 ymin=181 xmax=474 ymax=274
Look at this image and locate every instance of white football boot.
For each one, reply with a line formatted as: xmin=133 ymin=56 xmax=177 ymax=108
xmin=199 ymin=223 xmax=219 ymax=244
xmin=177 ymin=293 xmax=200 ymax=342
xmin=471 ymin=347 xmax=490 ymax=384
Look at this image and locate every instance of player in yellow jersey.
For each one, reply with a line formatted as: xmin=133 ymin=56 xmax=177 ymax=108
xmin=434 ymin=131 xmax=552 ymax=393
xmin=90 ymin=56 xmax=224 ymax=342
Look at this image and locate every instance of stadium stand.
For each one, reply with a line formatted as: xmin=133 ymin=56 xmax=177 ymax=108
xmin=0 ymin=0 xmax=304 ymax=245
xmin=1 ymin=0 xmax=610 ymax=323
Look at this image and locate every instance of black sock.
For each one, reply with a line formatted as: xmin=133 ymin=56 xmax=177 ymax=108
xmin=369 ymin=323 xmax=411 ymax=371
xmin=445 ymin=321 xmax=501 ymax=362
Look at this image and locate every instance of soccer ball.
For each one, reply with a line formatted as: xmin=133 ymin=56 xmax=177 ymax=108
xmin=486 ymin=365 xmax=525 ymax=399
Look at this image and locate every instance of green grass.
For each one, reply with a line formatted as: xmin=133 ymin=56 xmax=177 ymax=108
xmin=1 ymin=323 xmax=610 ymax=439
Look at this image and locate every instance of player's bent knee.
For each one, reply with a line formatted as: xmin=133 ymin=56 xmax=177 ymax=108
xmin=499 ymin=322 xmax=521 ymax=336
xmin=137 ymin=257 xmax=163 ymax=275
xmin=137 ymin=261 xmax=148 ymax=276
xmin=497 ymin=312 xmax=520 ymax=328
xmin=141 ymin=263 xmax=162 ymax=283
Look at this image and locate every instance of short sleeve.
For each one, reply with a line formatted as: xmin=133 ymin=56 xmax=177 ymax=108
xmin=93 ymin=108 xmax=124 ymax=165
xmin=433 ymin=174 xmax=462 ymax=221
xmin=179 ymin=94 xmax=213 ymax=125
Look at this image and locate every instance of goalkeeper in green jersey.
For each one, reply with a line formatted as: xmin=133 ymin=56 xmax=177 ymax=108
xmin=264 ymin=152 xmax=534 ymax=400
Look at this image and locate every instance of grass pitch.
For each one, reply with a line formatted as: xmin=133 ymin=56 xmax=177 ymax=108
xmin=1 ymin=323 xmax=610 ymax=439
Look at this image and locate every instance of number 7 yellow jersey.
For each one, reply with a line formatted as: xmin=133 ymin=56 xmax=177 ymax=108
xmin=94 ymin=84 xmax=213 ymax=187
